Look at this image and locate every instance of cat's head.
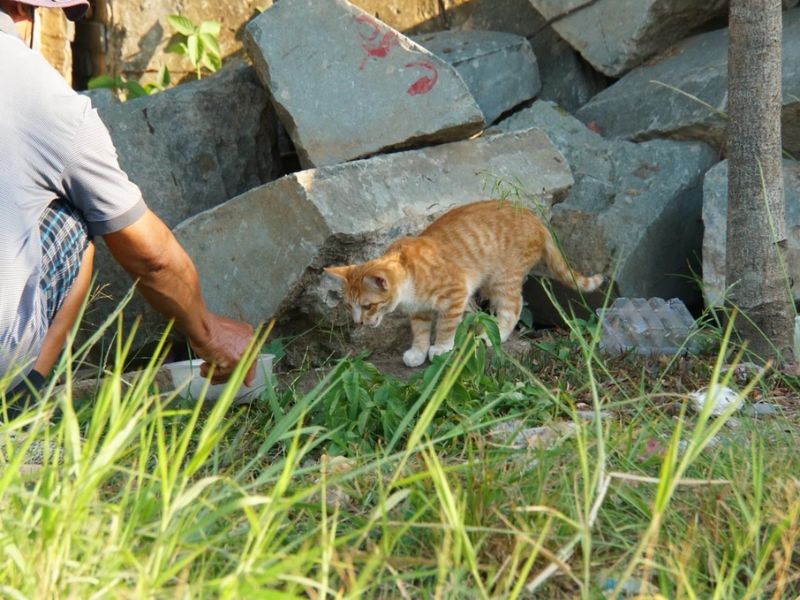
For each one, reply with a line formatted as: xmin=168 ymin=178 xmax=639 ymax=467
xmin=324 ymin=258 xmax=403 ymax=328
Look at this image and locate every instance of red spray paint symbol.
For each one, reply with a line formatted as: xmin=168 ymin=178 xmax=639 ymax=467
xmin=353 ymin=15 xmax=439 ymax=96
xmin=405 ymin=61 xmax=438 ymax=96
xmin=356 ymin=15 xmax=399 ymax=70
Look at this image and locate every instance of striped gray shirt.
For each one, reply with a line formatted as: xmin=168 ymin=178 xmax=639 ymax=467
xmin=1 ymin=12 xmax=146 ymax=383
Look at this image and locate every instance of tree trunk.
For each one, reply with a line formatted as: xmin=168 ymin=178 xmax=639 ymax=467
xmin=726 ymin=0 xmax=794 ymax=362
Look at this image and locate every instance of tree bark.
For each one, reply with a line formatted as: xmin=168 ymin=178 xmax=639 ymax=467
xmin=726 ymin=0 xmax=794 ymax=362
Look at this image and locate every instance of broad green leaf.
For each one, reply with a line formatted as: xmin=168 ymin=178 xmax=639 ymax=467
xmin=358 ymin=387 xmax=371 ymax=409
xmin=357 ymin=407 xmax=370 ymax=434
xmin=157 ymin=64 xmax=171 ymax=88
xmin=478 ymin=314 xmax=502 ymax=348
xmin=125 ymin=81 xmax=148 ymax=99
xmin=450 ymin=382 xmax=471 ymax=406
xmin=344 ymin=372 xmax=361 ymax=422
xmin=199 ymin=32 xmax=221 ymax=58
xmin=88 ymin=74 xmax=117 ymax=90
xmin=374 ymin=382 xmax=391 ymax=407
xmin=202 ymin=53 xmax=222 ymax=72
xmin=343 ymin=370 xmax=360 ymax=406
xmin=167 ymin=14 xmax=196 ymax=36
xmin=188 ymin=35 xmax=201 ymax=67
xmin=166 ymin=41 xmax=188 ymax=56
xmin=199 ymin=20 xmax=221 ymax=36
xmin=389 ymin=397 xmax=405 ymax=418
xmin=381 ymin=409 xmax=393 ymax=439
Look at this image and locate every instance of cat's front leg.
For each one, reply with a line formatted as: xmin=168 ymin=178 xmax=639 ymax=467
xmin=428 ymin=298 xmax=468 ymax=361
xmin=403 ymin=312 xmax=433 ymax=367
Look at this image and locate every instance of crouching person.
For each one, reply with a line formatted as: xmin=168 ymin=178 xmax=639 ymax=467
xmin=0 ymin=0 xmax=256 ymax=416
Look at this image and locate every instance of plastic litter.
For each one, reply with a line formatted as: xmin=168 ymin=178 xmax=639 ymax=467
xmin=688 ymin=385 xmax=740 ymax=416
xmin=597 ymin=297 xmax=698 ymax=356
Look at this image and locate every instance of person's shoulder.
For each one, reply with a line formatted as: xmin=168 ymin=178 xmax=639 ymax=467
xmin=3 ymin=34 xmax=79 ymax=90
xmin=1 ymin=34 xmax=91 ymax=130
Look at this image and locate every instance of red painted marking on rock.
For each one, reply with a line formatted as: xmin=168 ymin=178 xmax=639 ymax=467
xmin=356 ymin=15 xmax=381 ymax=41
xmin=586 ymin=121 xmax=604 ymax=134
xmin=356 ymin=15 xmax=399 ymax=70
xmin=405 ymin=61 xmax=438 ymax=96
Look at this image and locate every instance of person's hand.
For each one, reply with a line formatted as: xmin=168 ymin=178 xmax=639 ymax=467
xmin=190 ymin=312 xmax=257 ymax=385
xmin=104 ymin=211 xmax=259 ymax=384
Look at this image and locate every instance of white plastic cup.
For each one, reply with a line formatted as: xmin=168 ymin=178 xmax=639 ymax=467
xmin=163 ymin=354 xmax=273 ymax=403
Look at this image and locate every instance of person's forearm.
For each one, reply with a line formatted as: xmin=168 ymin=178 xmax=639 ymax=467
xmin=131 ymin=238 xmax=212 ymax=344
xmin=103 ymin=209 xmax=213 ymax=347
xmin=104 ymin=209 xmax=256 ymax=384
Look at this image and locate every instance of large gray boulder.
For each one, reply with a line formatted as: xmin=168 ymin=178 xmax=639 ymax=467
xmin=702 ymin=160 xmax=800 ymax=306
xmin=172 ymin=128 xmax=573 ymax=363
xmin=440 ymin=0 xmax=548 ymax=37
xmin=526 ymin=24 xmax=607 ymax=114
xmin=412 ymin=30 xmax=541 ymax=124
xmin=528 ymin=0 xmax=727 ymax=77
xmin=89 ymin=62 xmax=281 ymax=341
xmin=492 ymin=101 xmax=718 ymax=310
xmin=244 ymin=0 xmax=485 ymax=168
xmin=442 ymin=0 xmax=607 ymax=113
xmin=97 ymin=63 xmax=281 ymax=228
xmin=577 ymin=9 xmax=800 ymax=155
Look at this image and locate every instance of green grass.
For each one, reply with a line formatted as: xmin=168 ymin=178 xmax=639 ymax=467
xmin=0 ymin=305 xmax=799 ymax=599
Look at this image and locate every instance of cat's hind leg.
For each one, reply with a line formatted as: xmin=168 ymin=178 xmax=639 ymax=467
xmin=482 ymin=275 xmax=524 ymax=343
xmin=403 ymin=312 xmax=433 ymax=367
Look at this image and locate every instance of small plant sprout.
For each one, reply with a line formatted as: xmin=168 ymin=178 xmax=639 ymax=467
xmin=87 ymin=65 xmax=170 ymax=101
xmin=166 ymin=15 xmax=223 ymax=80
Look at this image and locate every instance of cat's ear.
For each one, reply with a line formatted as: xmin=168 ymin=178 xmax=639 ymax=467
xmin=324 ymin=265 xmax=352 ymax=280
xmin=365 ymin=274 xmax=389 ymax=291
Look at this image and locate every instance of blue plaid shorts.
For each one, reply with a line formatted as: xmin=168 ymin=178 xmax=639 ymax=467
xmin=38 ymin=200 xmax=90 ymax=323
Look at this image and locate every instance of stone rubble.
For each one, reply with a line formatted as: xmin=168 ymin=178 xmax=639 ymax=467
xmin=528 ymin=0 xmax=728 ymax=77
xmin=492 ymin=100 xmax=717 ymax=305
xmin=171 ymin=128 xmax=573 ymax=360
xmin=412 ymin=29 xmax=541 ymax=124
xmin=526 ymin=23 xmax=607 ymax=114
xmin=244 ymin=0 xmax=485 ymax=168
xmin=576 ymin=9 xmax=800 ymax=155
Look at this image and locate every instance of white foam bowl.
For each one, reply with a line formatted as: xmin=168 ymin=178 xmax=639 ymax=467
xmin=163 ymin=353 xmax=273 ymax=403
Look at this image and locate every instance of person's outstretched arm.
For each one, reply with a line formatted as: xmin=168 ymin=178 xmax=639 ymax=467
xmin=103 ymin=209 xmax=256 ymax=385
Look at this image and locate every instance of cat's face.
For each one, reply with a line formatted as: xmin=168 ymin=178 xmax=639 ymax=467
xmin=324 ymin=260 xmax=400 ymax=328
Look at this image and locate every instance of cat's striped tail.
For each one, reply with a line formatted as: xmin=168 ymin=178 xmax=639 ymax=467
xmin=542 ymin=228 xmax=604 ymax=293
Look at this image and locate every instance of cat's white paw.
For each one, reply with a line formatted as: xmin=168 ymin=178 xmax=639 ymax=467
xmin=403 ymin=348 xmax=427 ymax=368
xmin=428 ymin=342 xmax=454 ymax=361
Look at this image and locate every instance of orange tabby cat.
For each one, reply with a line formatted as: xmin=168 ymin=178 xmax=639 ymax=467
xmin=325 ymin=200 xmax=603 ymax=367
